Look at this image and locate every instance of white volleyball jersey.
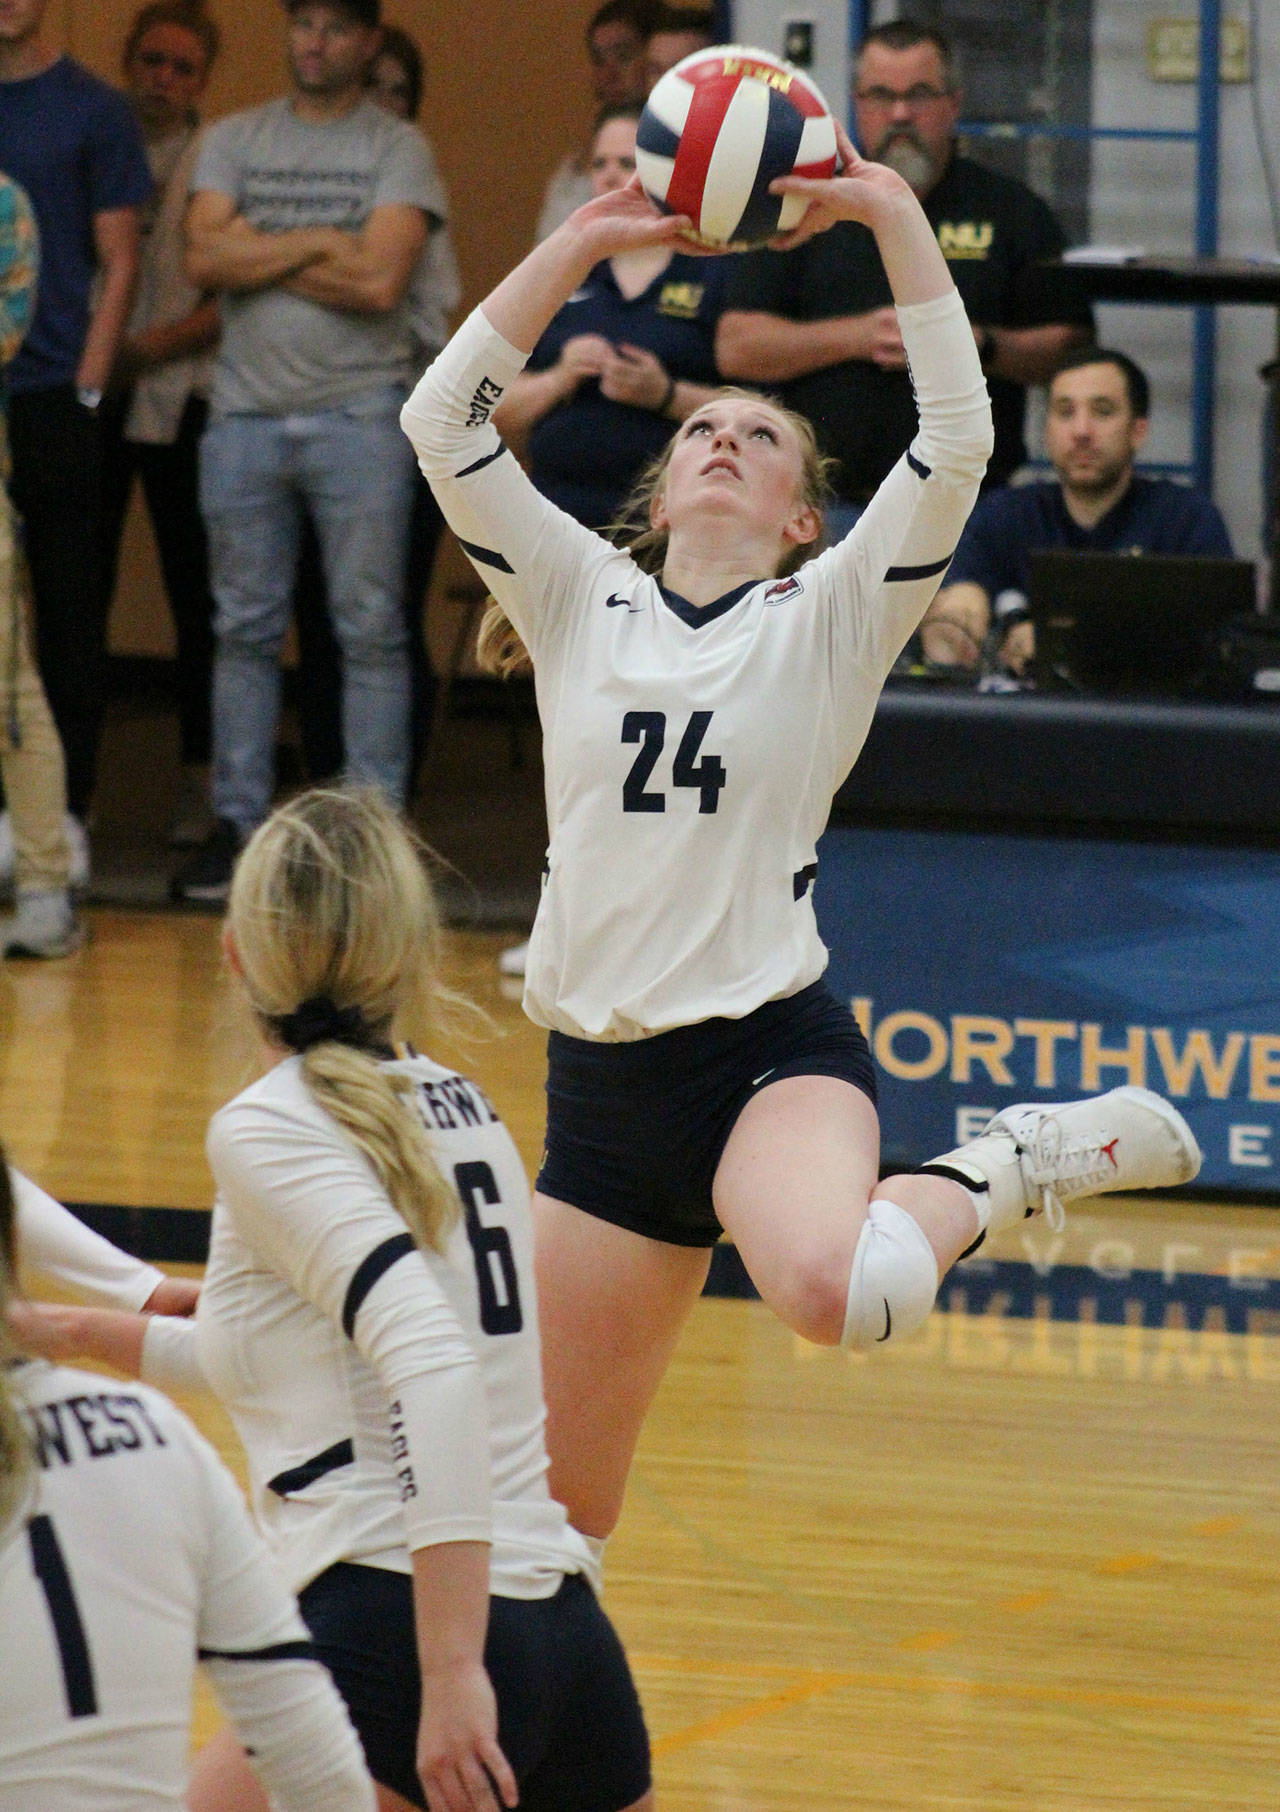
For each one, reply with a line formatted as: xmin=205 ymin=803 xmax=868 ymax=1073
xmin=143 ymin=1052 xmax=582 ymax=1600
xmin=0 ymin=1361 xmax=374 ymax=1812
xmin=13 ymin=1168 xmax=164 ymax=1310
xmin=401 ymin=289 xmax=992 ymax=1041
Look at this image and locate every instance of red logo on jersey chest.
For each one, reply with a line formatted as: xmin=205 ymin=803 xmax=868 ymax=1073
xmin=764 ymin=576 xmax=803 ymax=605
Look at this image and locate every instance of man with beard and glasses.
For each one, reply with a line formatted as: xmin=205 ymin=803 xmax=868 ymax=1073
xmin=918 ymin=347 xmax=1232 ymax=673
xmin=716 ymin=22 xmax=1093 ymax=536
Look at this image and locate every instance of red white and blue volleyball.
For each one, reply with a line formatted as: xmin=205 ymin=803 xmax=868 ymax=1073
xmin=636 ymin=45 xmax=838 ymax=248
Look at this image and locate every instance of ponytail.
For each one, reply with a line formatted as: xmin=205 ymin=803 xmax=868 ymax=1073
xmin=300 ymin=1043 xmax=460 ymax=1253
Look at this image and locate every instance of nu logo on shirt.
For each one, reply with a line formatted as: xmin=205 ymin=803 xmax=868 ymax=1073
xmin=659 ymin=281 xmax=705 ymax=319
xmin=937 ymin=220 xmax=993 ymax=260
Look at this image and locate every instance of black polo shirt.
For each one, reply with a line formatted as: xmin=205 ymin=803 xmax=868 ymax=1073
xmin=725 ymin=152 xmax=1093 ymax=501
xmin=527 ymin=251 xmax=729 ymax=529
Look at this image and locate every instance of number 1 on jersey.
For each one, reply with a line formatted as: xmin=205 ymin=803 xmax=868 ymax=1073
xmin=621 ymin=711 xmax=725 ymax=814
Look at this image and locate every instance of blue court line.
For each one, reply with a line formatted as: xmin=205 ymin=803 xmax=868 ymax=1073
xmin=706 ymin=1244 xmax=1280 ymax=1334
xmin=61 ymin=1204 xmax=1280 ymax=1337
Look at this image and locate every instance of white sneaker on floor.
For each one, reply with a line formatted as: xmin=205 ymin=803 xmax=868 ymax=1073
xmin=1 ymin=889 xmax=87 ymax=959
xmin=498 ymin=938 xmax=529 ymax=978
xmin=928 ymin=1086 xmax=1202 ymax=1234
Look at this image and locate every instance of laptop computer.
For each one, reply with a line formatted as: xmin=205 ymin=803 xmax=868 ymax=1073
xmin=1026 ymin=550 xmax=1257 ymax=698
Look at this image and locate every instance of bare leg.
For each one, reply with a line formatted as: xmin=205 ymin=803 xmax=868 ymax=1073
xmin=533 ymin=1191 xmax=710 ymax=1539
xmin=714 ymin=1075 xmax=978 ymax=1345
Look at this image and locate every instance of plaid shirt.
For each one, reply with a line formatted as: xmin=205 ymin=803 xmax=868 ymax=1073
xmin=0 ymin=171 xmax=37 ymax=475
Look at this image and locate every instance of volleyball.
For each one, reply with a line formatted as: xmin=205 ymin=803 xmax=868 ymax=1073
xmin=636 ymin=45 xmax=838 ymax=249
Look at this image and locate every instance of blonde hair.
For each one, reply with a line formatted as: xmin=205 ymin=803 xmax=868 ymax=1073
xmin=226 ymin=789 xmax=462 ymax=1254
xmin=478 ymin=386 xmax=835 ymax=676
xmin=0 ymin=1160 xmax=34 ymax=1532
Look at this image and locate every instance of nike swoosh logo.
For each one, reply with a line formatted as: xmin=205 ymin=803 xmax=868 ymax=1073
xmin=877 ymin=1299 xmax=892 ymax=1342
xmin=605 ymin=593 xmax=641 ymax=611
xmin=751 ymin=1067 xmax=776 ymax=1088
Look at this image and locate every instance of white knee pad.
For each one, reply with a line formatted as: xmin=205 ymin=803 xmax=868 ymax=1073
xmin=841 ymin=1199 xmax=939 ymax=1352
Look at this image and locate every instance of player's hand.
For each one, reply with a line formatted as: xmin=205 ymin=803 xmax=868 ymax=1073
xmin=142 ymin=1275 xmax=200 ymax=1316
xmin=600 ymin=342 xmax=670 ymax=410
xmin=417 ymin=1660 xmax=518 ymax=1812
xmin=566 ymin=175 xmax=690 ymax=260
xmin=768 ymin=121 xmax=916 ymax=247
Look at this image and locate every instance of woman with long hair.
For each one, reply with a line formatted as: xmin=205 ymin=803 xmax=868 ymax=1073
xmin=18 ymin=786 xmax=652 ymax=1812
xmin=0 ymin=1156 xmax=375 ymax=1811
xmin=399 ymin=124 xmax=1200 ymax=1557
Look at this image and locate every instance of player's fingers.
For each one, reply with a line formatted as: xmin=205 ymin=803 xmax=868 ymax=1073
xmin=833 ymin=120 xmax=859 ymax=170
xmin=456 ymin=1751 xmax=501 ymax=1812
xmin=480 ymin=1737 xmax=519 ymax=1808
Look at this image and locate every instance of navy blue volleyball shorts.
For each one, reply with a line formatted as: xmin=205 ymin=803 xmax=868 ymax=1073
xmin=536 ymin=979 xmax=878 ymax=1248
xmin=298 ymin=1564 xmax=651 ymax=1812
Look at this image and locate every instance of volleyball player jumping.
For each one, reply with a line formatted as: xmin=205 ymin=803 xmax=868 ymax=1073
xmin=399 ymin=125 xmax=1201 ymax=1550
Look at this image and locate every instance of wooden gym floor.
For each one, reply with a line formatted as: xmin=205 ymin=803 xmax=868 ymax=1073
xmin=6 ymin=908 xmax=1279 ymax=1811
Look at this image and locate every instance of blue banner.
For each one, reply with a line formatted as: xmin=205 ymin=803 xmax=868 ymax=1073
xmin=814 ymin=827 xmax=1280 ymax=1194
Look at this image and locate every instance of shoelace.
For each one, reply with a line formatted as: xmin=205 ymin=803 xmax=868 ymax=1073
xmin=986 ymin=1109 xmax=1121 ymax=1233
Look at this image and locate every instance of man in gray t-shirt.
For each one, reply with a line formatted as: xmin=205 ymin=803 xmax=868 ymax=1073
xmin=175 ymin=0 xmax=441 ymax=902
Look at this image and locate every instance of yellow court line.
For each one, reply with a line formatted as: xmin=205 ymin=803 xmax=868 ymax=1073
xmin=648 ymin=1663 xmax=1275 ymax=1758
xmin=651 ymin=1673 xmax=851 ymax=1758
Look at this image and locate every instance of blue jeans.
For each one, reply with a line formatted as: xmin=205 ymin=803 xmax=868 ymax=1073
xmin=200 ymin=393 xmax=415 ymax=834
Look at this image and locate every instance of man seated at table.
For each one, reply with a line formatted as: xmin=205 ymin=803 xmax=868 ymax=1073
xmin=923 ymin=346 xmax=1234 ymax=672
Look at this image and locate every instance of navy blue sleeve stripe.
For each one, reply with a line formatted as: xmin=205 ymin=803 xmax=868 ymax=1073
xmin=885 ymin=552 xmax=954 ymax=582
xmin=906 ymin=449 xmax=932 ymax=481
xmin=457 ymin=537 xmax=515 ymax=575
xmin=199 ymin=1640 xmax=319 ymax=1664
xmin=792 ymin=862 xmax=818 ymax=902
xmin=455 ymin=445 xmax=509 ymax=479
xmin=341 ymin=1232 xmax=416 ymax=1338
xmin=267 ymin=1438 xmax=355 ymax=1497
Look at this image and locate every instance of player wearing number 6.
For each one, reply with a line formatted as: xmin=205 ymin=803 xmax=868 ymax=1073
xmin=13 ymin=786 xmax=651 ymax=1812
xmin=400 ymin=125 xmax=1201 ymax=1555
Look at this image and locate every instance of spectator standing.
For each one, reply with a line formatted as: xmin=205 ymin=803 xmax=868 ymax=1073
xmin=293 ymin=18 xmax=460 ymax=799
xmin=174 ymin=0 xmax=442 ymax=904
xmin=717 ymin=21 xmax=1093 ymax=534
xmin=923 ymin=347 xmax=1234 ymax=671
xmin=534 ymin=0 xmax=656 ymax=244
xmin=0 ymin=171 xmax=82 ymax=959
xmin=102 ymin=0 xmax=221 ymax=849
xmin=0 ymin=0 xmax=152 ymax=886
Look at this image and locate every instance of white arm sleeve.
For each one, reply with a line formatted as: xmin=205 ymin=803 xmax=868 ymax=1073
xmin=139 ymin=1313 xmax=208 ymax=1396
xmin=189 ymin=1421 xmax=376 ymax=1812
xmin=824 ymin=287 xmax=995 ymax=684
xmin=400 ymin=306 xmax=624 ymax=664
xmin=207 ymin=1088 xmax=492 ymax=1552
xmin=13 ymin=1167 xmax=165 ymax=1311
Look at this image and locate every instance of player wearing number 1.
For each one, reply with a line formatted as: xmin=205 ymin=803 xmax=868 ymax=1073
xmin=0 ymin=1157 xmax=376 ymax=1812
xmin=400 ymin=125 xmax=1201 ymax=1552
